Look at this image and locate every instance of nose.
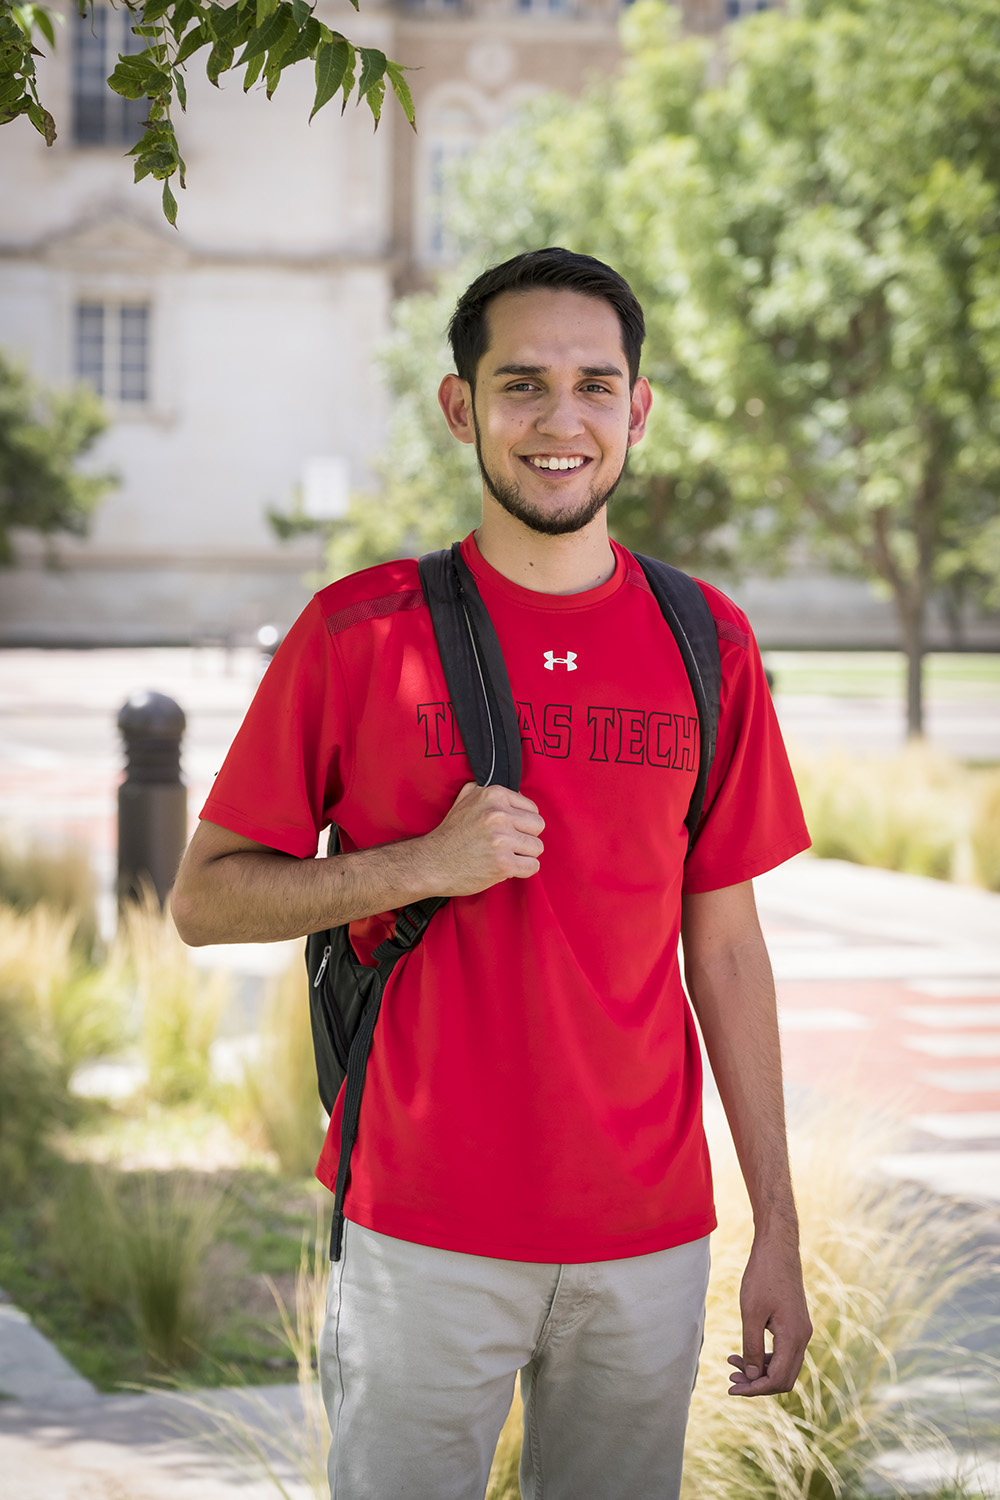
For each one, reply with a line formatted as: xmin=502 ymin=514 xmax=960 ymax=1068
xmin=535 ymin=385 xmax=585 ymax=440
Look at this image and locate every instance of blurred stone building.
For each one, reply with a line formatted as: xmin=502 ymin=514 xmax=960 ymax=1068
xmin=0 ymin=0 xmax=694 ymax=643
xmin=12 ymin=0 xmax=978 ymax=652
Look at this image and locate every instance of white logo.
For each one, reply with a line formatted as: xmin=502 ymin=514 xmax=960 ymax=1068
xmin=544 ymin=651 xmax=578 ymax=672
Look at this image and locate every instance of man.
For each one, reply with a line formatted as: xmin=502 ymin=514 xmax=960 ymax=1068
xmin=172 ymin=248 xmax=812 ymax=1500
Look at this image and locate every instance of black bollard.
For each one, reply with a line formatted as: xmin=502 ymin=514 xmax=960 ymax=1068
xmin=117 ymin=691 xmax=187 ymax=909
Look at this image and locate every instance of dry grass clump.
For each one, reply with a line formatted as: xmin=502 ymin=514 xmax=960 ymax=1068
xmin=264 ymin=1213 xmax=331 ymax=1495
xmin=793 ymin=743 xmax=1000 ymax=892
xmin=481 ymin=1112 xmax=994 ymax=1500
xmin=970 ymin=769 xmax=1000 ymax=893
xmin=486 ymin=1387 xmax=523 ymax=1500
xmin=0 ymin=837 xmax=100 ymax=953
xmin=0 ymin=901 xmax=124 ymax=1086
xmin=793 ymin=744 xmax=967 ymax=882
xmin=234 ymin=961 xmax=328 ymax=1179
xmin=681 ymin=1113 xmax=993 ymax=1500
xmin=112 ymin=894 xmax=229 ymax=1106
xmin=0 ymin=899 xmax=124 ymax=1188
xmin=178 ymin=1209 xmax=331 ymax=1499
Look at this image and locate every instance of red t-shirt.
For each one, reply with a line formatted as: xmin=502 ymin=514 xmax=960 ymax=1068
xmin=202 ymin=535 xmax=809 ymax=1261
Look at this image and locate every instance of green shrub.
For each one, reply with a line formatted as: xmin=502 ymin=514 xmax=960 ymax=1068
xmin=44 ymin=1163 xmax=231 ymax=1368
xmin=122 ymin=1171 xmax=231 ymax=1367
xmin=44 ymin=1161 xmax=129 ymax=1315
xmin=0 ymin=980 xmax=68 ymax=1193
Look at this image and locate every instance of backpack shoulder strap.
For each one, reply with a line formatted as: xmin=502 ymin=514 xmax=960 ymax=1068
xmin=418 ymin=544 xmax=522 ymax=792
xmin=634 ymin=555 xmax=721 ymax=850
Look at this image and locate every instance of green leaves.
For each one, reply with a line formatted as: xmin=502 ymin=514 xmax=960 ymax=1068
xmin=310 ymin=35 xmax=350 ymax=120
xmin=386 ymin=59 xmax=415 ymax=130
xmin=366 ymin=0 xmax=1000 ymax=726
xmin=357 ymin=46 xmax=385 ymax=122
xmin=0 ymin=0 xmax=58 ymax=139
xmin=0 ymin=0 xmax=415 ymax=221
xmin=26 ymin=95 xmax=54 ymax=143
xmin=108 ymin=52 xmax=171 ymax=100
xmin=308 ymin=38 xmax=410 ymax=126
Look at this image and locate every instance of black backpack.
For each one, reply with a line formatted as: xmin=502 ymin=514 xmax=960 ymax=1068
xmin=306 ymin=543 xmax=722 ymax=1258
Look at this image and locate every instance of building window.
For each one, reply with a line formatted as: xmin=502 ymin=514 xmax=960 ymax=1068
xmin=74 ymin=302 xmax=150 ymax=404
xmin=419 ymin=99 xmax=480 ymax=265
xmin=72 ymin=6 xmax=146 ymax=146
xmin=726 ymin=0 xmax=770 ymax=15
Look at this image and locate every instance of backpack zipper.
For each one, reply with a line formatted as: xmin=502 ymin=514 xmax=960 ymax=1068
xmin=313 ymin=944 xmax=332 ymax=987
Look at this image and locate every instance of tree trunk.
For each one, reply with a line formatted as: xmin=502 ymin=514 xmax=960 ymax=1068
xmin=897 ymin=602 xmax=925 ymax=739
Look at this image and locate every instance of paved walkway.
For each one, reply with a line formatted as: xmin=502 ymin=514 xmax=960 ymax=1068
xmin=2 ymin=647 xmax=999 ymax=1495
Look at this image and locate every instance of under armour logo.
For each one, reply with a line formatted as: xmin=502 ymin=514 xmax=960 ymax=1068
xmin=544 ymin=651 xmax=578 ymax=671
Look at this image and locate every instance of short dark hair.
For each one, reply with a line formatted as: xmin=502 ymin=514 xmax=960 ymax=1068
xmin=447 ymin=248 xmax=646 ymax=389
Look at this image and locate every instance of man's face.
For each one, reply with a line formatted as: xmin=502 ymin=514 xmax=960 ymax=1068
xmin=439 ymin=288 xmax=650 ymax=538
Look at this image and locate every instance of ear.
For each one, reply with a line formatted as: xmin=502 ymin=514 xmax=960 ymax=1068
xmin=438 ymin=374 xmax=476 ymax=446
xmin=627 ymin=377 xmax=653 ymax=448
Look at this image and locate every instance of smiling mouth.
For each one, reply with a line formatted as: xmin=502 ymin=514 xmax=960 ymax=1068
xmin=521 ymin=456 xmax=592 ymax=472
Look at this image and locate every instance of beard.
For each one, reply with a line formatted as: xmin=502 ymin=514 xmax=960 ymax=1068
xmin=472 ymin=407 xmax=628 ymax=538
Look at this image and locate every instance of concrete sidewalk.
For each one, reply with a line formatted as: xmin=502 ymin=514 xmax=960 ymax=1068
xmin=0 ymin=1339 xmax=318 ymax=1500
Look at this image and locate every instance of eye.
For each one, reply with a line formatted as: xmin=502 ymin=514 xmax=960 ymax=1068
xmin=582 ymin=382 xmax=612 ymax=394
xmin=506 ymin=381 xmax=538 ymax=393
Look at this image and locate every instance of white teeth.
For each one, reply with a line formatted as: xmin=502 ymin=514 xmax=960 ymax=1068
xmin=529 ymin=457 xmax=585 ymax=470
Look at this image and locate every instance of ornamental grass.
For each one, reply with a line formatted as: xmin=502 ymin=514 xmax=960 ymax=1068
xmin=483 ymin=1110 xmax=996 ymax=1500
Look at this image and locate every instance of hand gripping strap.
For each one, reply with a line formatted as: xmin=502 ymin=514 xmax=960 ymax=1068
xmin=330 ymin=539 xmax=524 ymax=1260
xmin=634 ymin=555 xmax=721 ymax=849
xmin=417 ymin=546 xmax=522 ymax=793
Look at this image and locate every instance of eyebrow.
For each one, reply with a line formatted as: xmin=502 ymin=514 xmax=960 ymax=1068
xmin=492 ymin=362 xmax=625 ymax=380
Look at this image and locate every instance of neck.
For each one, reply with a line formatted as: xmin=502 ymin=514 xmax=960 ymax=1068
xmin=474 ymin=505 xmax=616 ymax=596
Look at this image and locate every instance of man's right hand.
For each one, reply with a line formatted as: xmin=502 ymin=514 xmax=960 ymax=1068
xmin=421 ymin=782 xmax=544 ymax=897
xmin=172 ymin=783 xmax=543 ymax=948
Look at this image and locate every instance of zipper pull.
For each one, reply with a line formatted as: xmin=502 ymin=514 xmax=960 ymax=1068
xmin=313 ymin=944 xmax=332 ymax=987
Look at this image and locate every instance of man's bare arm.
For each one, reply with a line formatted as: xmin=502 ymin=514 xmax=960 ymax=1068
xmin=170 ymin=782 xmax=544 ymax=947
xmin=681 ymin=880 xmax=812 ymax=1397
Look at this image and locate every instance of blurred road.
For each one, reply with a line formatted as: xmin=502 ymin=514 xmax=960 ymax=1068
xmin=2 ymin=644 xmax=997 ymax=867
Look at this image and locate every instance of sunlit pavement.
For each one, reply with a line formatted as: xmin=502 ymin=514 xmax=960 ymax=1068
xmin=756 ymin=856 xmax=1000 ymax=1201
xmin=2 ymin=646 xmax=999 ymax=1494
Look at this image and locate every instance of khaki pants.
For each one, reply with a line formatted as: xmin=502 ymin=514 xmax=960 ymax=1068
xmin=319 ymin=1221 xmax=710 ymax=1500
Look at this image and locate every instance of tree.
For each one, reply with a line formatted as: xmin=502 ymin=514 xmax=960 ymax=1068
xmin=0 ymin=353 xmax=116 ymax=562
xmin=339 ymin=0 xmax=1000 ymax=735
xmin=0 ymin=0 xmax=413 ymax=224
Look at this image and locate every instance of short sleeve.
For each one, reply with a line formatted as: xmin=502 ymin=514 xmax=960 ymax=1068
xmin=682 ymin=593 xmax=810 ymax=893
xmin=199 ymin=597 xmax=348 ymax=859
